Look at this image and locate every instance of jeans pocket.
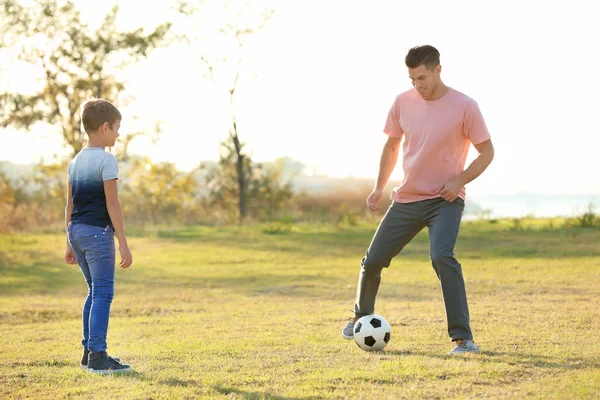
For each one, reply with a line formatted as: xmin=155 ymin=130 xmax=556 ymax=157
xmin=85 ymin=233 xmax=116 ymax=264
xmin=70 ymin=225 xmax=114 ymax=256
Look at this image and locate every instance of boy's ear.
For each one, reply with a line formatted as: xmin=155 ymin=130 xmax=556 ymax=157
xmin=101 ymin=121 xmax=109 ymax=132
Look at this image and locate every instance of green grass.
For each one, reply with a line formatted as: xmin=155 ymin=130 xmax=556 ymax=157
xmin=1 ymin=220 xmax=599 ymax=399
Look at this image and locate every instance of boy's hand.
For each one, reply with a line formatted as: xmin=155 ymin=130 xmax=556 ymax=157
xmin=119 ymin=244 xmax=133 ymax=269
xmin=64 ymin=246 xmax=77 ymax=265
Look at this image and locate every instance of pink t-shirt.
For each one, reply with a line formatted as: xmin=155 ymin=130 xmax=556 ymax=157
xmin=383 ymin=87 xmax=490 ymax=203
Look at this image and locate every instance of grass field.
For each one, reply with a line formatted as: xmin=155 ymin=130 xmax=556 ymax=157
xmin=1 ymin=219 xmax=599 ymax=399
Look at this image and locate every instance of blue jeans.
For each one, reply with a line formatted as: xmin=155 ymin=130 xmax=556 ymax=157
xmin=68 ymin=223 xmax=116 ymax=352
xmin=354 ymin=197 xmax=472 ymax=340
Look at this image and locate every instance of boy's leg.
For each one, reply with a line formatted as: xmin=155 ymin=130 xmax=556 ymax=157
xmin=354 ymin=201 xmax=425 ymax=317
xmin=68 ymin=226 xmax=93 ymax=351
xmin=424 ymin=198 xmax=472 ymax=341
xmin=84 ymin=226 xmax=116 ymax=353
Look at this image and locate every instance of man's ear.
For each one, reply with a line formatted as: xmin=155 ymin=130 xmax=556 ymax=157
xmin=435 ymin=64 xmax=442 ymax=75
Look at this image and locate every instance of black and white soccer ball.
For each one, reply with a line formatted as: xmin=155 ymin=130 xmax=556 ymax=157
xmin=353 ymin=314 xmax=391 ymax=351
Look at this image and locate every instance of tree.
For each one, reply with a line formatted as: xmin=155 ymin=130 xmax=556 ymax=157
xmin=0 ymin=171 xmax=30 ymax=213
xmin=202 ymin=156 xmax=295 ymax=223
xmin=246 ymin=161 xmax=294 ymax=221
xmin=179 ymin=0 xmax=274 ymax=224
xmin=0 ymin=0 xmax=170 ymax=157
xmin=120 ymin=157 xmax=201 ymax=226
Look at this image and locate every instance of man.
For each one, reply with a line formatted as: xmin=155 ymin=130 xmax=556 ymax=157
xmin=342 ymin=45 xmax=494 ymax=355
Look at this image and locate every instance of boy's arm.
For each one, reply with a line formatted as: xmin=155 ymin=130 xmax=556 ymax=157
xmin=64 ymin=182 xmax=76 ymax=264
xmin=104 ymin=179 xmax=132 ymax=269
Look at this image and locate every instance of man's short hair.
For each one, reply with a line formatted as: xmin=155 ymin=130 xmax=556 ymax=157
xmin=405 ymin=45 xmax=440 ymax=70
xmin=80 ymin=98 xmax=121 ymax=134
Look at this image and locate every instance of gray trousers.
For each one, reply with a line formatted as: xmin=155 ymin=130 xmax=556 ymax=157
xmin=354 ymin=197 xmax=472 ymax=340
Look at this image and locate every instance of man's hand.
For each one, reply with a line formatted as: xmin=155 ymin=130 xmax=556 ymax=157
xmin=119 ymin=244 xmax=133 ymax=269
xmin=366 ymin=189 xmax=384 ymax=211
xmin=439 ymin=178 xmax=462 ymax=202
xmin=64 ymin=245 xmax=77 ymax=265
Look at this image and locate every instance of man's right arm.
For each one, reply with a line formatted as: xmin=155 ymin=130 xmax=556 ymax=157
xmin=376 ymin=136 xmax=401 ymax=191
xmin=367 ymin=136 xmax=401 ymax=211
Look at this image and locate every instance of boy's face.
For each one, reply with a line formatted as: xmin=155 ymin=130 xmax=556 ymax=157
xmin=103 ymin=120 xmax=121 ymax=147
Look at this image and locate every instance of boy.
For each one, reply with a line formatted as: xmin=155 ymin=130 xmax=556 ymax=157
xmin=64 ymin=98 xmax=133 ymax=373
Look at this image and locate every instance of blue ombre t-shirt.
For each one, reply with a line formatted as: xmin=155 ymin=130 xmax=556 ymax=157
xmin=68 ymin=147 xmax=119 ymax=228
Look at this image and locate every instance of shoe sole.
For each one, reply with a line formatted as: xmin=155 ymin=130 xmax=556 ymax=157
xmin=342 ymin=332 xmax=354 ymax=340
xmin=448 ymin=350 xmax=480 ymax=355
xmin=87 ymin=366 xmax=133 ymax=374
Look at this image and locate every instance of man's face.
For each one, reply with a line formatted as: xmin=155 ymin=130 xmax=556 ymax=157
xmin=408 ymin=64 xmax=441 ymax=100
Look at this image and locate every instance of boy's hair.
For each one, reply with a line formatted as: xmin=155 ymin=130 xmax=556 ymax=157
xmin=405 ymin=45 xmax=440 ymax=70
xmin=80 ymin=98 xmax=121 ymax=134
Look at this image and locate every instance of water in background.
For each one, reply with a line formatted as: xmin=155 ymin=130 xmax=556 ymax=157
xmin=466 ymin=194 xmax=599 ymax=219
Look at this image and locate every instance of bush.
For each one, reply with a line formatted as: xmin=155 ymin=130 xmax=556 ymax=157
xmin=563 ymin=203 xmax=599 ymax=229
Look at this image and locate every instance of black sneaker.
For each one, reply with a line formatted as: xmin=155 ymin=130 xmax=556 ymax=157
xmin=81 ymin=349 xmax=120 ymax=369
xmin=87 ymin=351 xmax=132 ymax=374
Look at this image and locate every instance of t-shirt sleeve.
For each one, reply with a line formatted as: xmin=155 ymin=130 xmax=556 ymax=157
xmin=383 ymin=97 xmax=404 ymax=139
xmin=464 ymin=100 xmax=491 ymax=145
xmin=101 ymin=154 xmax=119 ymax=181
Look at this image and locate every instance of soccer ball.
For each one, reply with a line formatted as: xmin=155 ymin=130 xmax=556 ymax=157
xmin=353 ymin=314 xmax=391 ymax=351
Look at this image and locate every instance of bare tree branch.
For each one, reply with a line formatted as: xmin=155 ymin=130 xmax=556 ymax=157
xmin=180 ymin=0 xmax=275 ymax=223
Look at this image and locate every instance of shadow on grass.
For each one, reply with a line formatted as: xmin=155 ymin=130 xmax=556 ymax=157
xmin=384 ymin=349 xmax=600 ymax=370
xmin=0 ymin=255 xmax=436 ymax=303
xmin=0 ymin=249 xmax=81 ymax=295
xmin=155 ymin=225 xmax=600 ymax=260
xmin=10 ymin=360 xmax=73 ymax=368
xmin=160 ymin=378 xmax=199 ymax=387
xmin=3 ymin=224 xmax=599 ymax=299
xmin=103 ymin=370 xmax=145 ymax=380
xmin=212 ymin=385 xmax=320 ymax=400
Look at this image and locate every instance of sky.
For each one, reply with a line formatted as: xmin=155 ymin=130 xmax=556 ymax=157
xmin=1 ymin=0 xmax=599 ymax=198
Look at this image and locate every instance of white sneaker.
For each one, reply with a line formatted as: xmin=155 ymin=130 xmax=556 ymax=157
xmin=448 ymin=339 xmax=480 ymax=355
xmin=341 ymin=317 xmax=358 ymax=340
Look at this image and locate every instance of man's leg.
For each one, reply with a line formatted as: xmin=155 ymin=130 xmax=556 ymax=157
xmin=424 ymin=198 xmax=473 ymax=341
xmin=354 ymin=201 xmax=425 ymax=317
